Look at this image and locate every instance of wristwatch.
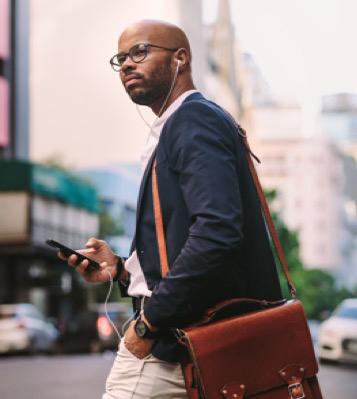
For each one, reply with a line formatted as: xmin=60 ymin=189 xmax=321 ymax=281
xmin=134 ymin=317 xmax=159 ymax=339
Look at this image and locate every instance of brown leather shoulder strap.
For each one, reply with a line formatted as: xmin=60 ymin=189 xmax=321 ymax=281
xmin=222 ymin=112 xmax=296 ymax=299
xmin=152 ymin=159 xmax=170 ymax=277
xmin=151 ymin=120 xmax=297 ymax=299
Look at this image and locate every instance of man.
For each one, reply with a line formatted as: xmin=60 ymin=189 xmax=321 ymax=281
xmin=60 ymin=19 xmax=282 ymax=399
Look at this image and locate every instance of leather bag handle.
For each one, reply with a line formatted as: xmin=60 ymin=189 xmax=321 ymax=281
xmin=151 ymin=118 xmax=297 ymax=299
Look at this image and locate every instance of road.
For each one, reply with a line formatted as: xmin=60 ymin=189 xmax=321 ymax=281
xmin=0 ymin=352 xmax=356 ymax=398
xmin=318 ymin=361 xmax=357 ymax=398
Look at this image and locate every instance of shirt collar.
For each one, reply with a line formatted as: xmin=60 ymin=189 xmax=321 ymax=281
xmin=151 ymin=89 xmax=198 ymax=138
xmin=140 ymin=90 xmax=198 ymax=171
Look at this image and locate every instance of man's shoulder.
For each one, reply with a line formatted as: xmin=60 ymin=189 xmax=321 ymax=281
xmin=165 ymin=94 xmax=230 ymax=132
xmin=177 ymin=94 xmax=223 ymax=118
xmin=159 ymin=94 xmax=240 ymax=158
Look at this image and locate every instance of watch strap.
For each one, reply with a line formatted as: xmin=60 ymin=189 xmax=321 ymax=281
xmin=113 ymin=256 xmax=125 ymax=282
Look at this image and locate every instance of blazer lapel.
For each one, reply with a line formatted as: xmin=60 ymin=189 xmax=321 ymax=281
xmin=130 ymin=92 xmax=204 ymax=253
xmin=134 ymin=93 xmax=203 ymax=224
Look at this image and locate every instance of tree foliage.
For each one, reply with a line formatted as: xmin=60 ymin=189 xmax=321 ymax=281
xmin=265 ymin=189 xmax=356 ymax=320
xmin=98 ymin=202 xmax=124 ymax=240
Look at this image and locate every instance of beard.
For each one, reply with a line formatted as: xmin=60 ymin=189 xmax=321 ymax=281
xmin=125 ymin=58 xmax=173 ymax=106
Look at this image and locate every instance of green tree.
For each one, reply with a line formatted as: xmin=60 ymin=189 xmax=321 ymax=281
xmin=98 ymin=202 xmax=124 ymax=240
xmin=265 ymin=189 xmax=355 ymax=319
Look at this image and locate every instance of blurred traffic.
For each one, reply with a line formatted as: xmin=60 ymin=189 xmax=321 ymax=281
xmin=0 ymin=303 xmax=58 ymax=354
xmin=318 ymin=298 xmax=357 ymax=364
xmin=55 ymin=302 xmax=132 ymax=354
xmin=0 ymin=301 xmax=132 ymax=356
xmin=3 ymin=298 xmax=357 ymax=364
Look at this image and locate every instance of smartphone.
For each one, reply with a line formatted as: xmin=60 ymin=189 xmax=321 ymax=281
xmin=45 ymin=239 xmax=100 ymax=271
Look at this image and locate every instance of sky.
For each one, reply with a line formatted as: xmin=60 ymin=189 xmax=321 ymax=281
xmin=29 ymin=0 xmax=357 ymax=168
xmin=204 ymin=0 xmax=357 ymax=104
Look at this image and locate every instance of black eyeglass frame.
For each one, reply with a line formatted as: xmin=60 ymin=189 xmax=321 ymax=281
xmin=109 ymin=43 xmax=179 ymax=71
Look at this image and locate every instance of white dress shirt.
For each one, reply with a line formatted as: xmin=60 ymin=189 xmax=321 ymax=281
xmin=125 ymin=90 xmax=198 ymax=298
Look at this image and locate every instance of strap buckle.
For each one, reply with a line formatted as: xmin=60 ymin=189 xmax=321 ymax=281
xmin=288 ymin=382 xmax=305 ymax=399
xmin=172 ymin=328 xmax=183 ymax=339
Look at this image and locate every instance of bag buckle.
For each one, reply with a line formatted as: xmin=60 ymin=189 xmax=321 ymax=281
xmin=288 ymin=382 xmax=305 ymax=399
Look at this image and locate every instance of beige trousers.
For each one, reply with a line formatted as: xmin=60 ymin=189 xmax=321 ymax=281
xmin=102 ymin=339 xmax=189 ymax=399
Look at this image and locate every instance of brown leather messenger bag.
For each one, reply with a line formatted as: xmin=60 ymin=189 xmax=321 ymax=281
xmin=151 ymin=117 xmax=323 ymax=399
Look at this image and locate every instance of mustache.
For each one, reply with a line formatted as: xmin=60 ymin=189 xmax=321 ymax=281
xmin=123 ymin=72 xmax=144 ymax=79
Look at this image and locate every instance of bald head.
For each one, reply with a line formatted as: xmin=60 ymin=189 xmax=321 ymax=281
xmin=116 ymin=19 xmax=196 ymax=114
xmin=119 ymin=19 xmax=192 ymax=62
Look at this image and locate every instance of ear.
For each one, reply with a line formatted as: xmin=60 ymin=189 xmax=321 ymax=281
xmin=176 ymin=48 xmax=190 ymax=70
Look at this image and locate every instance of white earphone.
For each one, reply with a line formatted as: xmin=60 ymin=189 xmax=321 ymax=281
xmin=137 ymin=57 xmax=182 ymax=138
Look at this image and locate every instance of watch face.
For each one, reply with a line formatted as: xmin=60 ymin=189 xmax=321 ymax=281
xmin=135 ymin=320 xmax=147 ymax=337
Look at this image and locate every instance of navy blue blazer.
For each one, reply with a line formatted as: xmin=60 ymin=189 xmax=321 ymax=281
xmin=124 ymin=92 xmax=282 ymax=361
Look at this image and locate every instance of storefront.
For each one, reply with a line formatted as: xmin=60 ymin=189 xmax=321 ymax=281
xmin=0 ymin=160 xmax=99 ymax=320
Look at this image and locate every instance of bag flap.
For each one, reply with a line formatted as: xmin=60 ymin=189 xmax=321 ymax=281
xmin=181 ymin=300 xmax=318 ymax=398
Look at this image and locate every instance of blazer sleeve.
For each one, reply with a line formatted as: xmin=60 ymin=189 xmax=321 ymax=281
xmin=144 ymin=101 xmax=245 ymax=327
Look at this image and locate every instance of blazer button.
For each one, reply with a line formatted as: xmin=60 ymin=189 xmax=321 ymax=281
xmin=140 ymin=250 xmax=144 ymax=254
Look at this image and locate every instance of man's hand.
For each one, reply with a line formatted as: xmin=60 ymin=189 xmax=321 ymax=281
xmin=124 ymin=317 xmax=156 ymax=359
xmin=57 ymin=238 xmax=119 ymax=283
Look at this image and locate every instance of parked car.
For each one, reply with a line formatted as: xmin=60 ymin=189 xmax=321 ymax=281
xmin=55 ymin=302 xmax=132 ymax=353
xmin=0 ymin=303 xmax=58 ymax=355
xmin=317 ymin=298 xmax=357 ymax=363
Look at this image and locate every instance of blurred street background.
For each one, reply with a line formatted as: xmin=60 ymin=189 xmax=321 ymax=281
xmin=1 ymin=0 xmax=357 ymax=397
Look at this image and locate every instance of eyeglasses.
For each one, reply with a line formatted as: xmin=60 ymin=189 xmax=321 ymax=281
xmin=109 ymin=43 xmax=178 ymax=72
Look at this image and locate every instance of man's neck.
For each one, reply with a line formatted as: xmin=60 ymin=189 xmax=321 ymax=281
xmin=150 ymin=81 xmax=196 ymax=116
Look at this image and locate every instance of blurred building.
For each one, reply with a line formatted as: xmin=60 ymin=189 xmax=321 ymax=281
xmin=0 ymin=0 xmax=9 ymax=150
xmin=0 ymin=160 xmax=99 ymax=316
xmin=242 ymin=53 xmax=356 ymax=286
xmin=256 ymin=138 xmax=344 ymax=274
xmin=320 ymin=93 xmax=357 ymax=288
xmin=0 ymin=0 xmax=29 ymax=160
xmin=242 ymin=53 xmax=273 ymax=107
xmin=79 ymin=163 xmax=141 ymax=257
xmin=321 ymin=93 xmax=357 ymax=160
xmin=0 ymin=0 xmax=102 ymax=320
xmin=203 ymin=0 xmax=247 ymax=123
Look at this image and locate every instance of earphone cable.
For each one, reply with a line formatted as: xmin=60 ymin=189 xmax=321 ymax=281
xmin=135 ymin=61 xmax=180 ymax=145
xmin=104 ymin=270 xmax=122 ymax=341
